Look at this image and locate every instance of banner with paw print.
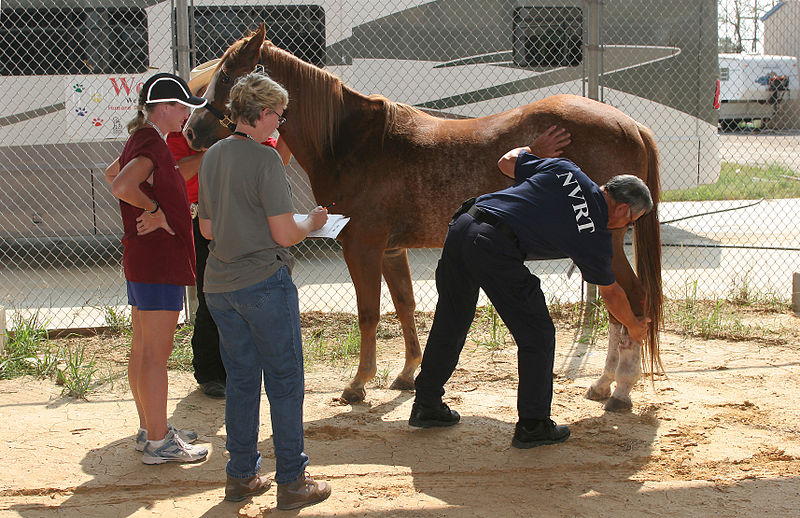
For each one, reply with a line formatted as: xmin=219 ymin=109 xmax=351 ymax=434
xmin=67 ymin=75 xmax=148 ymax=140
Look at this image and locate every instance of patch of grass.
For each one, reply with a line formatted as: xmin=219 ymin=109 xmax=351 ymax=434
xmin=167 ymin=324 xmax=195 ymax=371
xmin=667 ymin=281 xmax=763 ymax=341
xmin=303 ymin=329 xmax=327 ymax=364
xmin=668 ymin=296 xmax=750 ymax=340
xmin=726 ymin=273 xmax=791 ymax=312
xmin=58 ymin=343 xmax=98 ymax=399
xmin=331 ymin=321 xmax=361 ymax=362
xmin=470 ymin=303 xmax=509 ymax=351
xmin=0 ymin=311 xmax=52 ymax=379
xmin=548 ymin=295 xmax=582 ymax=322
xmin=577 ymin=298 xmax=609 ymax=346
xmin=102 ymin=305 xmax=131 ymax=335
xmin=663 ymin=162 xmax=800 ymax=202
xmin=372 ymin=366 xmax=391 ymax=388
xmin=300 ymin=312 xmax=361 ymax=365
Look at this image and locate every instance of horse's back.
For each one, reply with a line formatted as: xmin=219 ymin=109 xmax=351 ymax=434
xmin=491 ymin=95 xmax=649 ymax=184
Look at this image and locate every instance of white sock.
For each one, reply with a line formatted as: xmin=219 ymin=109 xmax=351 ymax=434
xmin=147 ymin=431 xmax=171 ymax=448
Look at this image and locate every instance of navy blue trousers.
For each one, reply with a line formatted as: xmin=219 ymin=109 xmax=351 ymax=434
xmin=191 ymin=216 xmax=226 ymax=384
xmin=414 ymin=212 xmax=556 ymax=419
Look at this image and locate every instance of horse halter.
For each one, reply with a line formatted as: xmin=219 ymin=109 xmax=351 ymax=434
xmin=201 ymin=64 xmax=266 ymax=132
xmin=203 ymin=102 xmax=236 ymax=131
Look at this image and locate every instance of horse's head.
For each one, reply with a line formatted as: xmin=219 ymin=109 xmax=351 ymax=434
xmin=184 ymin=23 xmax=266 ymax=150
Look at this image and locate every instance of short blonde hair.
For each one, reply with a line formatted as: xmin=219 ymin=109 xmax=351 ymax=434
xmin=227 ymin=73 xmax=288 ymax=126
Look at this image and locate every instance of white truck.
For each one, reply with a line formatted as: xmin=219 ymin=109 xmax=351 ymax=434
xmin=718 ymin=53 xmax=799 ymax=130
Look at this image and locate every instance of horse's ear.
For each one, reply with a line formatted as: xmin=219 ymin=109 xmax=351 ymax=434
xmin=242 ymin=24 xmax=266 ymax=63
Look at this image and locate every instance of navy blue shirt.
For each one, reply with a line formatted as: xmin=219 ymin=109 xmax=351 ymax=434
xmin=475 ymin=151 xmax=615 ymax=286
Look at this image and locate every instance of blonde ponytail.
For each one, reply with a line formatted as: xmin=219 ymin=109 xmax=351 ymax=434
xmin=126 ymin=106 xmax=147 ymax=134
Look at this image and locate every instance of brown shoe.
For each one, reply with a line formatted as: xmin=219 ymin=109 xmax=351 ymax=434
xmin=276 ymin=471 xmax=331 ymax=510
xmin=224 ymin=474 xmax=271 ymax=502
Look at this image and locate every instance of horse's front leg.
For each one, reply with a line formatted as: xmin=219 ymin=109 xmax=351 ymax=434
xmin=340 ymin=237 xmax=384 ymax=402
xmin=381 ymin=248 xmax=422 ymax=391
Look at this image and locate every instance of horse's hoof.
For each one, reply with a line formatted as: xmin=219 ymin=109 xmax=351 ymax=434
xmin=604 ymin=396 xmax=633 ymax=412
xmin=585 ymin=386 xmax=610 ymax=401
xmin=341 ymin=386 xmax=366 ymax=403
xmin=389 ymin=376 xmax=415 ymax=391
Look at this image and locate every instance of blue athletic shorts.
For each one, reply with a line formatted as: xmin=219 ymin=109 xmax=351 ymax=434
xmin=126 ymin=281 xmax=184 ymax=311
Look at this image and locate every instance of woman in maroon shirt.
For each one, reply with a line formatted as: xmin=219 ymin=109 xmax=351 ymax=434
xmin=109 ymin=72 xmax=209 ymax=464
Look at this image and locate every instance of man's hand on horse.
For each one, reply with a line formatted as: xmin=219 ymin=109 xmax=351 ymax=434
xmin=531 ymin=125 xmax=571 ymax=158
xmin=627 ymin=315 xmax=651 ymax=344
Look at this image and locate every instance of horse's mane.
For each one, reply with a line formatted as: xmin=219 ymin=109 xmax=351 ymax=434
xmin=262 ymin=43 xmax=425 ymax=156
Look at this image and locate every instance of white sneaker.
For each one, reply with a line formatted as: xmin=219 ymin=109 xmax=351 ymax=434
xmin=135 ymin=423 xmax=199 ymax=452
xmin=141 ymin=430 xmax=208 ymax=465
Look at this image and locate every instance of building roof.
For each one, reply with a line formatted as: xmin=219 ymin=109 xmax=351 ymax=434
xmin=761 ymin=1 xmax=785 ymax=22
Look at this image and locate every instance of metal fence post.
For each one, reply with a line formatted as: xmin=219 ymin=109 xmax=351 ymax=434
xmin=175 ymin=0 xmax=197 ymax=324
xmin=0 ymin=306 xmax=6 ymax=355
xmin=175 ymin=0 xmax=191 ymax=79
xmin=583 ymin=0 xmax=603 ymax=314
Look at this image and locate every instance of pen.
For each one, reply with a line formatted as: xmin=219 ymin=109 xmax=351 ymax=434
xmin=323 ymin=202 xmax=336 ymax=210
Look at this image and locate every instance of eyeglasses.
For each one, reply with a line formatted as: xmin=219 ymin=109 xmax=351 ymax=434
xmin=268 ymin=110 xmax=286 ymax=126
xmin=625 ymin=207 xmax=642 ymax=228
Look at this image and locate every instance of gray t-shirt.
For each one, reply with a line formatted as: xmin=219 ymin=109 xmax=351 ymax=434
xmin=197 ymin=138 xmax=296 ymax=293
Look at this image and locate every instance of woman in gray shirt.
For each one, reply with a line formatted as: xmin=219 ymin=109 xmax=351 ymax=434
xmin=197 ymin=72 xmax=330 ymax=509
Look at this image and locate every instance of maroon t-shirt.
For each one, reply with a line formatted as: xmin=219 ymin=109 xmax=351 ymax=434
xmin=118 ymin=127 xmax=196 ymax=286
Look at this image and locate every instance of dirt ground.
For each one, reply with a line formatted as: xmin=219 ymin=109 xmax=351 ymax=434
xmin=1 ymin=311 xmax=799 ymax=517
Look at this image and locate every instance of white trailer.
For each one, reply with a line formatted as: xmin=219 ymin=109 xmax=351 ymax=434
xmin=0 ymin=0 xmax=721 ymax=240
xmin=718 ymin=53 xmax=799 ymax=130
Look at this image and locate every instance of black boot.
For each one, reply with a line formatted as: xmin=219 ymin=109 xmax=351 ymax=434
xmin=511 ymin=418 xmax=570 ymax=449
xmin=408 ymin=401 xmax=461 ymax=428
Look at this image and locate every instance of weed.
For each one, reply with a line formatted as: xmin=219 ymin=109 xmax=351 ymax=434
xmin=372 ymin=366 xmax=391 ymax=388
xmin=303 ymin=329 xmax=327 ymax=364
xmin=470 ymin=303 xmax=508 ymax=351
xmin=58 ymin=343 xmax=98 ymax=399
xmin=31 ymin=344 xmax=60 ymax=378
xmin=376 ymin=315 xmax=402 ymax=339
xmin=576 ymin=297 xmax=609 ymax=346
xmin=0 ymin=311 xmax=52 ymax=379
xmin=167 ymin=324 xmax=194 ymax=371
xmin=103 ymin=305 xmax=131 ymax=334
xmin=726 ymin=273 xmax=790 ymax=311
xmin=668 ymin=282 xmax=753 ymax=340
xmin=331 ymin=321 xmax=361 ymax=362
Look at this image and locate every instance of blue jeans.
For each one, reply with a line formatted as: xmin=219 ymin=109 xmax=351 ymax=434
xmin=205 ymin=266 xmax=309 ymax=484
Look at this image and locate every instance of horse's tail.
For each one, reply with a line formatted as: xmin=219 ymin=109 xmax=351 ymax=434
xmin=635 ymin=124 xmax=664 ymax=376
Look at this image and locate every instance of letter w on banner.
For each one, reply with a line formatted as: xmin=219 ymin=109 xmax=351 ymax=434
xmin=66 ymin=75 xmax=147 ymax=140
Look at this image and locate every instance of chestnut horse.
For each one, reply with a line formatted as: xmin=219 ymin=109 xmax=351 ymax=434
xmin=185 ymin=24 xmax=663 ymax=411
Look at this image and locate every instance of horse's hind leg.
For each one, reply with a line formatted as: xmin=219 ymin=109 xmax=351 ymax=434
xmin=586 ymin=330 xmax=619 ymax=401
xmin=604 ymin=322 xmax=640 ymax=412
xmin=590 ymin=228 xmax=645 ymax=412
xmin=340 ymin=239 xmax=384 ymax=402
xmin=382 ymin=248 xmax=422 ymax=390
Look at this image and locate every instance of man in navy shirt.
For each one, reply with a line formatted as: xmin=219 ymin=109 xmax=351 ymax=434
xmin=409 ymin=126 xmax=652 ymax=449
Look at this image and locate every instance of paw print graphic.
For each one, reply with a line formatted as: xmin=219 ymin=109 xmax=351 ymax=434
xmin=92 ymin=93 xmax=103 ymax=103
xmin=75 ymin=107 xmax=87 ymax=116
xmin=92 ymin=118 xmax=103 ymax=127
xmin=73 ymin=83 xmax=84 ymax=93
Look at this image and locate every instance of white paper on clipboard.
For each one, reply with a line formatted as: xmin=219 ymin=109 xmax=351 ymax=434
xmin=293 ymin=214 xmax=350 ymax=238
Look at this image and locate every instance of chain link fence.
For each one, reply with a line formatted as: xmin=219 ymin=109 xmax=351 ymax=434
xmin=1 ymin=0 xmax=799 ymax=331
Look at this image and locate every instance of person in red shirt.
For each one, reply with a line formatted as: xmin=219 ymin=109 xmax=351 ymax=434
xmin=107 ymin=72 xmax=209 ymax=464
xmin=165 ymin=131 xmax=291 ymax=398
xmin=108 ymin=122 xmax=291 ymax=399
